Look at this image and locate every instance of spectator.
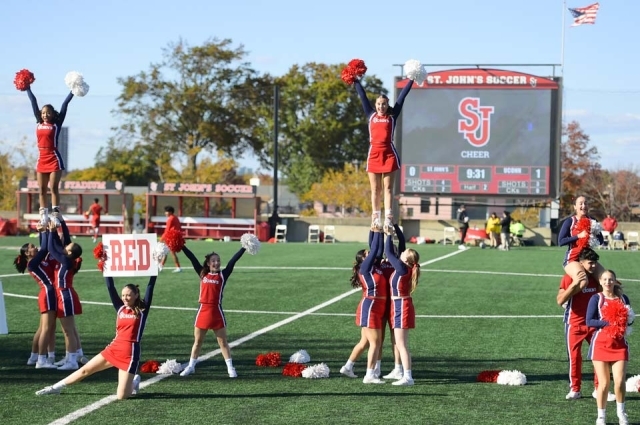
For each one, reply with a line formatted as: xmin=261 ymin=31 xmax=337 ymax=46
xmin=457 ymin=205 xmax=469 ymax=251
xmin=486 ymin=212 xmax=501 ymax=249
xmin=510 ymin=220 xmax=526 ymax=246
xmin=602 ymin=214 xmax=618 ymax=248
xmin=499 ymin=211 xmax=512 ymax=251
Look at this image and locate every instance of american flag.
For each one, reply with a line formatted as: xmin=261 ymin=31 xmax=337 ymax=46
xmin=568 ymin=2 xmax=599 ymax=26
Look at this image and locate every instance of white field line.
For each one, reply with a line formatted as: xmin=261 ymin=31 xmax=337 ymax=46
xmin=42 ymin=248 xmax=468 ymax=424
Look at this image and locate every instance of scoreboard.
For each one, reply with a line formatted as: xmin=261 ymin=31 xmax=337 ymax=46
xmin=396 ymin=68 xmax=562 ymax=197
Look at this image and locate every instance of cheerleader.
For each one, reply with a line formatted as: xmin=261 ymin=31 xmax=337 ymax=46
xmin=179 ymin=243 xmax=247 ymax=378
xmin=25 ymin=86 xmax=73 ymax=226
xmin=36 ymin=275 xmax=157 ymax=399
xmin=14 ymin=226 xmax=57 ymax=369
xmin=46 ymin=219 xmax=85 ymax=370
xmin=354 ymin=76 xmax=413 ymax=234
xmin=587 ymin=270 xmax=631 ymax=425
xmin=558 ymin=196 xmax=605 ymax=293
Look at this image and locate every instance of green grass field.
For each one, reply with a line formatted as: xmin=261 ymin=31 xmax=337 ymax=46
xmin=0 ymin=236 xmax=639 ymax=425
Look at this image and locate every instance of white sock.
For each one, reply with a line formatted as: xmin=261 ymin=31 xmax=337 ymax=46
xmin=617 ymin=402 xmax=626 ymax=414
xmin=374 ymin=360 xmax=381 ymax=372
xmin=394 ymin=363 xmax=403 ymax=372
xmin=365 ymin=368 xmax=374 ymax=378
xmin=373 ymin=211 xmax=381 ymax=218
xmin=76 ymin=348 xmax=84 ymax=356
xmin=385 ymin=209 xmax=392 ymax=217
xmin=404 ymin=369 xmax=413 ymax=379
xmin=48 ymin=351 xmax=55 ymax=359
xmin=29 ymin=352 xmax=38 ymax=361
xmin=598 ymin=408 xmax=606 ymax=418
xmin=52 ymin=380 xmax=67 ymax=390
xmin=225 ymin=358 xmax=234 ymax=368
xmin=188 ymin=358 xmax=197 ymax=368
xmin=68 ymin=352 xmax=77 ymax=363
xmin=345 ymin=360 xmax=355 ymax=369
xmin=38 ymin=355 xmax=47 ymax=364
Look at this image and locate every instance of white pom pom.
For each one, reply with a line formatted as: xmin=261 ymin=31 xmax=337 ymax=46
xmin=626 ymin=374 xmax=640 ymax=392
xmin=289 ymin=349 xmax=311 ymax=364
xmin=496 ymin=370 xmax=527 ymax=386
xmin=589 ymin=219 xmax=602 ymax=248
xmin=240 ymin=233 xmax=261 ymax=255
xmin=626 ymin=326 xmax=634 ymax=337
xmin=627 ymin=306 xmax=635 ymax=326
xmin=153 ymin=242 xmax=170 ymax=264
xmin=404 ymin=59 xmax=428 ymax=85
xmin=157 ymin=359 xmax=183 ymax=374
xmin=302 ymin=363 xmax=330 ymax=379
xmin=64 ymin=71 xmax=90 ymax=97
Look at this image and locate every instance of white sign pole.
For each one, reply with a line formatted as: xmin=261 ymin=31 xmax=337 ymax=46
xmin=0 ymin=280 xmax=9 ymax=334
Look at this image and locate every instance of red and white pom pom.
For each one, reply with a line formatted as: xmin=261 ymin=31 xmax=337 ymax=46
xmin=496 ymin=370 xmax=527 ymax=386
xmin=404 ymin=59 xmax=428 ymax=85
xmin=241 ymin=233 xmax=260 ymax=255
xmin=156 ymin=359 xmax=183 ymax=374
xmin=288 ymin=349 xmax=311 ymax=364
xmin=302 ymin=363 xmax=330 ymax=379
xmin=626 ymin=375 xmax=640 ymax=392
xmin=14 ymin=69 xmax=35 ymax=91
xmin=64 ymin=71 xmax=90 ymax=97
xmin=163 ymin=228 xmax=185 ymax=253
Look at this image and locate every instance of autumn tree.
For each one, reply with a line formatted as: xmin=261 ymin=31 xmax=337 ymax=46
xmin=302 ymin=163 xmax=369 ymax=215
xmin=261 ymin=63 xmax=387 ymax=196
xmin=112 ymin=38 xmax=270 ymax=175
xmin=0 ymin=137 xmax=36 ymax=210
xmin=560 ymin=121 xmax=601 ymax=216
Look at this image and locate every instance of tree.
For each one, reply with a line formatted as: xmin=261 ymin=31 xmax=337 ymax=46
xmin=261 ymin=63 xmax=387 ymax=196
xmin=560 ymin=121 xmax=601 ymax=216
xmin=0 ymin=137 xmax=36 ymax=210
xmin=302 ymin=163 xmax=369 ymax=215
xmin=112 ymin=38 xmax=269 ymax=175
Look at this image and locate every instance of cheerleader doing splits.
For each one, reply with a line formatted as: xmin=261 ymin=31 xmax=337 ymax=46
xmin=179 ymin=243 xmax=247 ymax=378
xmin=354 ymin=77 xmax=413 ymax=233
xmin=558 ymin=196 xmax=605 ymax=291
xmin=36 ymin=275 xmax=157 ymax=399
xmin=25 ymin=86 xmax=74 ymax=226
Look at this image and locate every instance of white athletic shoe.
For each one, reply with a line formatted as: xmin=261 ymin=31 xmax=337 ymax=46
xmin=35 ymin=361 xmax=57 ymax=369
xmin=27 ymin=357 xmax=38 ymax=366
xmin=362 ymin=376 xmax=386 ymax=384
xmin=340 ymin=366 xmax=357 ymax=378
xmin=592 ymin=390 xmax=617 ymax=402
xmin=180 ymin=366 xmax=195 ymax=377
xmin=392 ymin=377 xmax=414 ymax=386
xmin=458 ymin=244 xmax=467 ymax=250
xmin=618 ymin=412 xmax=629 ymax=425
xmin=228 ymin=367 xmax=237 ymax=378
xmin=382 ymin=369 xmax=403 ymax=380
xmin=57 ymin=361 xmax=79 ymax=371
xmin=596 ymin=418 xmax=606 ymax=425
xmin=39 ymin=208 xmax=49 ymax=226
xmin=371 ymin=214 xmax=381 ymax=232
xmin=172 ymin=268 xmax=182 ymax=273
xmin=383 ymin=216 xmax=394 ymax=235
xmin=36 ymin=386 xmax=61 ymax=395
xmin=54 ymin=357 xmax=68 ymax=367
xmin=565 ymin=390 xmax=581 ymax=400
xmin=132 ymin=374 xmax=141 ymax=395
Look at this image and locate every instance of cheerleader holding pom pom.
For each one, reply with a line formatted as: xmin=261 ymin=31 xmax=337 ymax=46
xmin=344 ymin=59 xmax=426 ymax=234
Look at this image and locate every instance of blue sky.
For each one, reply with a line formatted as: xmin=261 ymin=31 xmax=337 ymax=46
xmin=1 ymin=0 xmax=637 ymax=172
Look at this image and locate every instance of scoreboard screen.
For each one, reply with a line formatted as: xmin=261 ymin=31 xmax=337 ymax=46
xmin=396 ymin=68 xmax=561 ymax=197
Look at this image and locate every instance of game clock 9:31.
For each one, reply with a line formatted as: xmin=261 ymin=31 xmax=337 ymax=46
xmin=458 ymin=166 xmax=492 ymax=182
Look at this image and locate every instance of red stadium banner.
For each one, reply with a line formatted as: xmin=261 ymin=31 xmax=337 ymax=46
xmin=396 ymin=68 xmax=559 ymax=90
xmin=19 ymin=178 xmax=124 ymax=192
xmin=148 ymin=182 xmax=256 ymax=194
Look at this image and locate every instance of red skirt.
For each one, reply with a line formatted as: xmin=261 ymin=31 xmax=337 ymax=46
xmin=356 ymin=297 xmax=387 ymax=329
xmin=36 ymin=150 xmax=65 ymax=173
xmin=101 ymin=340 xmax=140 ymax=373
xmin=56 ymin=287 xmax=82 ymax=318
xmin=366 ymin=144 xmax=400 ymax=174
xmin=390 ymin=298 xmax=415 ymax=329
xmin=194 ymin=303 xmax=226 ymax=330
xmin=38 ymin=285 xmax=57 ymax=314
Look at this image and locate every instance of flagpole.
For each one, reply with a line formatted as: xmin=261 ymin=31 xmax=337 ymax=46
xmin=561 ymin=0 xmax=566 ymax=77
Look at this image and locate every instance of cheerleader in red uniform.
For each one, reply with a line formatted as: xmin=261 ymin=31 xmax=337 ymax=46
xmin=354 ymin=77 xmax=413 ymax=233
xmin=587 ymin=270 xmax=631 ymax=425
xmin=383 ymin=234 xmax=420 ymax=386
xmin=558 ymin=196 xmax=605 ymax=294
xmin=36 ymin=274 xmax=157 ymax=399
xmin=46 ymin=219 xmax=85 ymax=370
xmin=25 ymin=86 xmax=73 ymax=225
xmin=14 ymin=227 xmax=58 ymax=369
xmin=178 ymin=243 xmax=247 ymax=378
xmin=348 ymin=231 xmax=389 ymax=384
xmin=160 ymin=206 xmax=182 ymax=272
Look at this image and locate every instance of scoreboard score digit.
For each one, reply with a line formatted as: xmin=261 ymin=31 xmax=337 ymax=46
xmin=397 ymin=68 xmax=561 ymax=198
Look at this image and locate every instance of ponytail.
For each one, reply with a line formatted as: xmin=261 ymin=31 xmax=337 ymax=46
xmin=13 ymin=243 xmax=30 ymax=273
xmin=350 ymin=249 xmax=367 ymax=288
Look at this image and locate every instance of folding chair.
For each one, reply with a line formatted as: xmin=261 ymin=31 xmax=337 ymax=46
xmin=308 ymin=225 xmax=320 ymax=243
xmin=443 ymin=227 xmax=456 ymax=245
xmin=323 ymin=225 xmax=336 ymax=243
xmin=274 ymin=224 xmax=287 ymax=243
xmin=600 ymin=230 xmax=611 ymax=250
xmin=628 ymin=231 xmax=639 ymax=251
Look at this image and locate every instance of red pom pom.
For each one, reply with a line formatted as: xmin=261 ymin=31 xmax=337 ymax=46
xmin=282 ymin=362 xmax=306 ymax=377
xmin=601 ymin=298 xmax=628 ymax=340
xmin=14 ymin=69 xmax=35 ymax=91
xmin=477 ymin=370 xmax=500 ymax=383
xmin=347 ymin=59 xmax=367 ymax=77
xmin=163 ymin=228 xmax=185 ymax=253
xmin=574 ymin=217 xmax=591 ymax=252
xmin=93 ymin=242 xmax=104 ymax=259
xmin=256 ymin=352 xmax=282 ymax=367
xmin=97 ymin=259 xmax=105 ymax=272
xmin=341 ymin=66 xmax=357 ymax=85
xmin=140 ymin=360 xmax=160 ymax=373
